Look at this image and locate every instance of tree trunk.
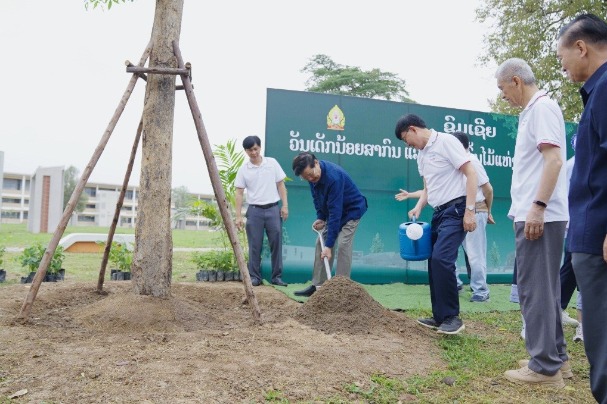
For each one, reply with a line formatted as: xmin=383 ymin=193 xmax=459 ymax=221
xmin=132 ymin=0 xmax=184 ymax=297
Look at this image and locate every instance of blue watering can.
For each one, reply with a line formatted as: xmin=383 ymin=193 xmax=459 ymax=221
xmin=398 ymin=215 xmax=432 ymax=261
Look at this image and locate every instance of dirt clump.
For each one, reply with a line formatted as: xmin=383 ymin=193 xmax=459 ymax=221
xmin=294 ymin=276 xmax=419 ymax=335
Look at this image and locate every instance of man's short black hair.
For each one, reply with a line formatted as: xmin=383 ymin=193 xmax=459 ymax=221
xmin=451 ymin=131 xmax=470 ymax=150
xmin=394 ymin=114 xmax=427 ymax=140
xmin=292 ymin=152 xmax=316 ymax=176
xmin=558 ymin=13 xmax=607 ymax=48
xmin=243 ymin=135 xmax=261 ymax=150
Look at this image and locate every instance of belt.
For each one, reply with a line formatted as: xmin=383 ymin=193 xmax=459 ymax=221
xmin=434 ymin=196 xmax=465 ymax=212
xmin=475 ymin=200 xmax=489 ymax=212
xmin=250 ymin=201 xmax=279 ymax=209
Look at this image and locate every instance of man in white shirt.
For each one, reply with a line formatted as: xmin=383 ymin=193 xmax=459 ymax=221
xmin=395 ymin=131 xmax=494 ymax=303
xmin=496 ymin=58 xmax=570 ymax=388
xmin=235 ymin=136 xmax=289 ymax=287
xmin=394 ymin=114 xmax=477 ymax=335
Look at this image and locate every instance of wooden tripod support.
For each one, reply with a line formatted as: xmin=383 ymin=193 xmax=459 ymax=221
xmin=17 ymin=40 xmax=262 ymax=323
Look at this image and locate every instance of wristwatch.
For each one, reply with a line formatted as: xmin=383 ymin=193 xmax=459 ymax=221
xmin=533 ymin=200 xmax=547 ymax=208
xmin=466 ymin=205 xmax=475 ymax=212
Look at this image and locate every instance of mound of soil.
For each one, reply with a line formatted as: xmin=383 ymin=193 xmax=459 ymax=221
xmin=294 ymin=276 xmax=418 ymax=335
xmin=0 ymin=280 xmax=441 ymax=402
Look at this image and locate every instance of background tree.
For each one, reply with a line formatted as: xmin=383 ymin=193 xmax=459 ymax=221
xmin=370 ymin=233 xmax=384 ymax=254
xmin=476 ymin=0 xmax=607 ymax=121
xmin=171 ymin=186 xmax=193 ymax=229
xmin=302 ymin=54 xmax=415 ymax=102
xmin=63 ymin=166 xmax=89 ymax=214
xmin=84 ymin=0 xmax=133 ymax=10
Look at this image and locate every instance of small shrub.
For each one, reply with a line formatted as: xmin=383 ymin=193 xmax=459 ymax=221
xmin=18 ymin=243 xmax=65 ymax=274
xmin=107 ymin=242 xmax=133 ymax=272
xmin=192 ymin=249 xmax=243 ymax=272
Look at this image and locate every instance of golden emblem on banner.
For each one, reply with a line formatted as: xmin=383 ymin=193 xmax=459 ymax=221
xmin=327 ymin=105 xmax=345 ymax=130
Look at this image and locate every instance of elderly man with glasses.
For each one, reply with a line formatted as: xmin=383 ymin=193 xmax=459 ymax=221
xmin=291 ymin=152 xmax=368 ymax=297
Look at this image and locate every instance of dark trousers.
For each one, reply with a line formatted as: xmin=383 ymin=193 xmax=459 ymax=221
xmin=245 ymin=204 xmax=283 ymax=282
xmin=572 ymin=253 xmax=607 ymax=404
xmin=559 ymin=236 xmax=577 ymax=310
xmin=429 ymin=200 xmax=467 ymax=323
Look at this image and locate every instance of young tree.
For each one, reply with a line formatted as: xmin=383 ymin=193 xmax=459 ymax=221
xmin=189 ymin=139 xmax=245 ymax=249
xmin=476 ymin=0 xmax=606 ymax=121
xmin=132 ymin=0 xmax=184 ymax=297
xmin=85 ymin=0 xmax=184 ymax=297
xmin=302 ymin=54 xmax=415 ymax=102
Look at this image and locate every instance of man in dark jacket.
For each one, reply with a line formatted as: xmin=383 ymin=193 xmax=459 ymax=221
xmin=291 ymin=152 xmax=367 ymax=297
xmin=557 ymin=13 xmax=607 ymax=402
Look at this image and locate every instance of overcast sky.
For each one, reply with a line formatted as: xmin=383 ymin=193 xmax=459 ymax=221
xmin=1 ymin=1 xmax=498 ymax=194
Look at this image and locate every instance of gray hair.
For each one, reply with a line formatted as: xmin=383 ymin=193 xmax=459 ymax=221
xmin=495 ymin=58 xmax=536 ymax=85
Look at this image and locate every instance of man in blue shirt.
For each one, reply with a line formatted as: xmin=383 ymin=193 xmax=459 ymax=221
xmin=557 ymin=13 xmax=607 ymax=402
xmin=291 ymin=152 xmax=367 ymax=297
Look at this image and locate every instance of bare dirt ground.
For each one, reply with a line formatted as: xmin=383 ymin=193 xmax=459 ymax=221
xmin=0 ymin=277 xmax=442 ymax=403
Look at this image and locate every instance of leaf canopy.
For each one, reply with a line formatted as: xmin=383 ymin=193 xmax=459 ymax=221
xmin=476 ymin=0 xmax=607 ymax=121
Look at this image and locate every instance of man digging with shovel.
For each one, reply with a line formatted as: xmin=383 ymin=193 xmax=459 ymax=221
xmin=291 ymin=152 xmax=368 ymax=297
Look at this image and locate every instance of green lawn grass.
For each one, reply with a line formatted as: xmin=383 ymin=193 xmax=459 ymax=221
xmin=0 ymin=223 xmax=220 ymax=248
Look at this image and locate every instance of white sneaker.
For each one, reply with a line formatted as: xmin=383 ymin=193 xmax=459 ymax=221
xmin=561 ymin=310 xmax=579 ymax=327
xmin=573 ymin=324 xmax=584 ymax=342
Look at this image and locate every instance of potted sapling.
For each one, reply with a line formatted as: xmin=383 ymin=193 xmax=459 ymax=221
xmin=18 ymin=243 xmax=65 ymax=283
xmin=108 ymin=242 xmax=133 ymax=281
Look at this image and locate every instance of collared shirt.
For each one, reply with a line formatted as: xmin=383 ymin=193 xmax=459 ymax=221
xmin=234 ymin=156 xmax=286 ymax=205
xmin=417 ymin=129 xmax=469 ymax=208
xmin=309 ymin=160 xmax=367 ymax=248
xmin=508 ymin=90 xmax=569 ymax=222
xmin=568 ymin=62 xmax=607 ymax=255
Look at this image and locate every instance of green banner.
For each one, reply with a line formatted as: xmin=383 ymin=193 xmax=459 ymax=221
xmin=264 ymin=89 xmax=576 ymax=284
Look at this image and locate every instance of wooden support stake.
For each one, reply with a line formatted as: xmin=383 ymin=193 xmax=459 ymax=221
xmin=172 ymin=40 xmax=262 ymax=323
xmin=125 ymin=60 xmax=147 ymax=82
xmin=96 ymin=117 xmax=143 ymax=293
xmin=17 ymin=41 xmax=153 ymax=321
xmin=124 ymin=61 xmax=188 ymax=90
xmin=126 ymin=66 xmax=189 ymax=76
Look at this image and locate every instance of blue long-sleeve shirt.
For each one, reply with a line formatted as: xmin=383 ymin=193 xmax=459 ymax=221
xmin=568 ymin=61 xmax=607 ymax=255
xmin=309 ymin=160 xmax=367 ymax=248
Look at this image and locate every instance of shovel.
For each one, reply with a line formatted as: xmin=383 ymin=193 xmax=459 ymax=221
xmin=313 ymin=225 xmax=332 ymax=280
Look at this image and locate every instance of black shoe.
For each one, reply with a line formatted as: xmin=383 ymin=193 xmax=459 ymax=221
xmin=417 ymin=317 xmax=441 ymax=330
xmin=437 ymin=316 xmax=465 ymax=335
xmin=293 ymin=285 xmax=316 ymax=297
xmin=271 ymin=278 xmax=288 ymax=287
xmin=251 ymin=278 xmax=262 ymax=286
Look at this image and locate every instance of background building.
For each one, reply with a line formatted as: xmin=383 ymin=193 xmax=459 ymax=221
xmin=1 ymin=169 xmax=215 ymax=231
